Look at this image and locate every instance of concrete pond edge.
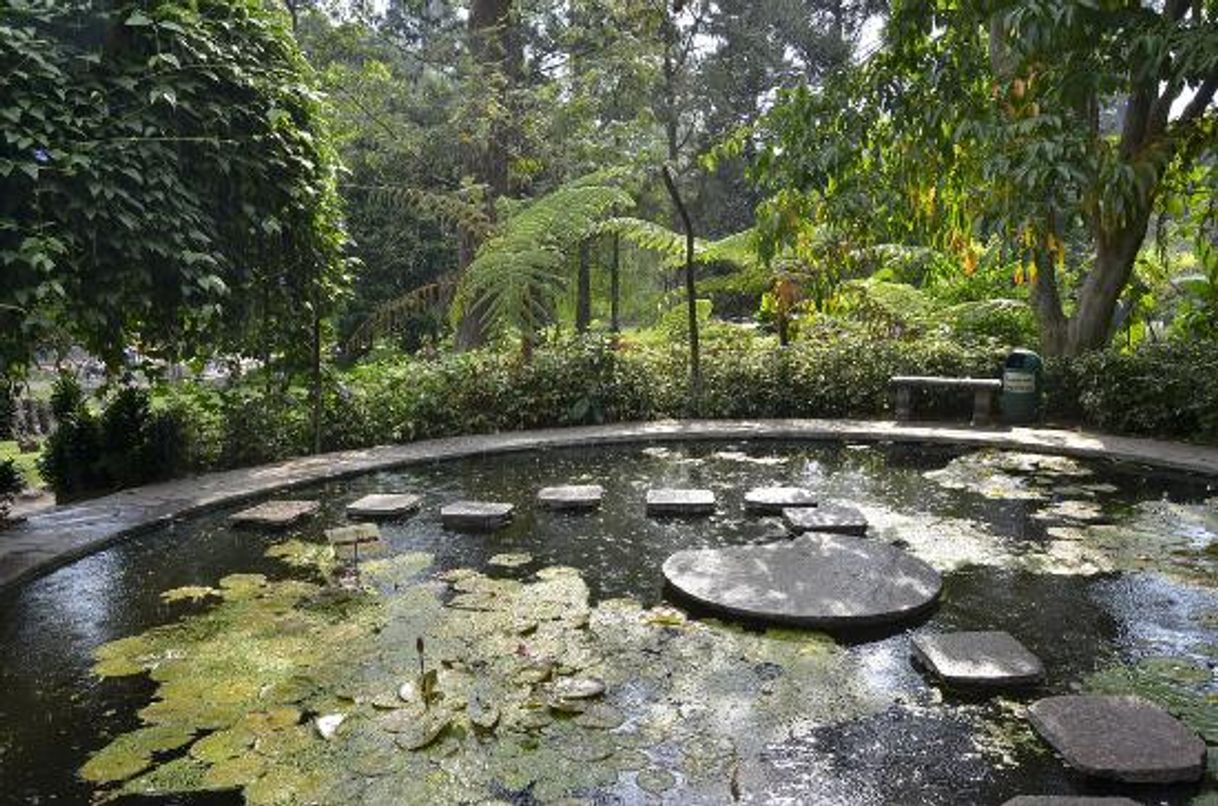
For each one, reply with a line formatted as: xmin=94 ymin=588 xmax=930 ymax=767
xmin=3 ymin=418 xmax=1218 ymax=593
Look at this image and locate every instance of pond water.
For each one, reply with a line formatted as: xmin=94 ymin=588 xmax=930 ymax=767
xmin=2 ymin=440 xmax=1218 ymax=805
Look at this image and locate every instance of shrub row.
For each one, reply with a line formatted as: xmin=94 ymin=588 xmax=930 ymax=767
xmin=35 ymin=333 xmax=1218 ymax=498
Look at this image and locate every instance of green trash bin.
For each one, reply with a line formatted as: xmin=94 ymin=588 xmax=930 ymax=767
xmin=1001 ymin=349 xmax=1043 ymax=424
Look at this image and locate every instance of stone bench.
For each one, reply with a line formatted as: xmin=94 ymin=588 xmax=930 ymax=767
xmin=890 ymin=376 xmax=1002 ymax=426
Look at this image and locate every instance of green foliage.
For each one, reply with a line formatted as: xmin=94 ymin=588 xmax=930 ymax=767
xmin=40 ymin=376 xmax=103 ymax=498
xmin=1045 ymin=342 xmax=1218 ymax=441
xmin=1 ymin=0 xmax=348 ymax=376
xmin=750 ymin=0 xmax=1218 ymax=354
xmin=40 ymin=377 xmax=193 ymax=498
xmin=453 ymin=175 xmax=635 ymax=339
xmin=0 ymin=457 xmax=22 ymax=520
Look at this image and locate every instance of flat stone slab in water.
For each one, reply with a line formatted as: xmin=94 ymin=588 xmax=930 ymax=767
xmin=537 ymin=485 xmax=604 ymax=510
xmin=346 ymin=493 xmax=422 ymax=519
xmin=230 ymin=500 xmax=320 ymax=528
xmin=646 ymin=488 xmax=715 ymax=516
xmin=783 ymin=503 xmax=868 ymax=536
xmin=441 ymin=501 xmax=514 ymax=530
xmin=662 ymin=533 xmax=941 ymax=628
xmin=743 ymin=486 xmax=816 ymax=513
xmin=1003 ymin=798 xmax=1141 ymax=806
xmin=325 ymin=523 xmax=381 ymax=545
xmin=1028 ymin=695 xmax=1206 ymax=783
xmin=912 ymin=631 xmax=1044 ymax=688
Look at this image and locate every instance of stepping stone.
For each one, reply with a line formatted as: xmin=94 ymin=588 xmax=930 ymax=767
xmin=1027 ymin=695 xmax=1206 ymax=783
xmin=537 ymin=484 xmax=604 ymax=511
xmin=783 ymin=503 xmax=868 ymax=536
xmin=662 ymin=533 xmax=941 ymax=629
xmin=347 ymin=493 xmax=422 ymax=519
xmin=743 ymin=486 xmax=816 ymax=514
xmin=911 ymin=631 xmax=1044 ymax=688
xmin=646 ymin=488 xmax=715 ymax=516
xmin=441 ymin=501 xmax=514 ymax=531
xmin=325 ymin=523 xmax=381 ymax=545
xmin=230 ymin=500 xmax=319 ymax=528
xmin=1003 ymin=798 xmax=1141 ymax=806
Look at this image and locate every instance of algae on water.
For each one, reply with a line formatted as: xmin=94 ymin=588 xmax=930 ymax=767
xmin=84 ymin=537 xmax=883 ymax=803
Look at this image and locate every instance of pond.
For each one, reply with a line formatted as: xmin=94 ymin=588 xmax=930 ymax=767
xmin=2 ymin=440 xmax=1218 ymax=804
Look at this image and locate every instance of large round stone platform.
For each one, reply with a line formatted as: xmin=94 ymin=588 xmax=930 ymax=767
xmin=661 ymin=533 xmax=941 ymax=628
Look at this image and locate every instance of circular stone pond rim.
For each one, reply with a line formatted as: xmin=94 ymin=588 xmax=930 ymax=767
xmin=3 ymin=417 xmax=1218 ymax=593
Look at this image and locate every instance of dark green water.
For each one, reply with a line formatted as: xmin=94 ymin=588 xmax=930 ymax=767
xmin=1 ymin=440 xmax=1217 ymax=804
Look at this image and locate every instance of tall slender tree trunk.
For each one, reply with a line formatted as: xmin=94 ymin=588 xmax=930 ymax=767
xmin=576 ymin=240 xmax=591 ymax=333
xmin=662 ymin=166 xmax=700 ymax=413
xmin=456 ymin=0 xmax=519 ymax=351
xmin=610 ymin=233 xmax=621 ymax=334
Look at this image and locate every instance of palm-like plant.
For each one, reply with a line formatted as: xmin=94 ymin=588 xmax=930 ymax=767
xmin=452 ymin=174 xmax=634 ymax=345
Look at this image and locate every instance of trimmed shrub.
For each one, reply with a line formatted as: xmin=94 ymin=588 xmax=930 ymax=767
xmin=0 ymin=382 xmax=13 ymax=440
xmin=36 ymin=333 xmax=1218 ymax=499
xmin=39 ymin=375 xmax=104 ymax=498
xmin=0 ymin=458 xmax=21 ymax=521
xmin=1046 ymin=342 xmax=1218 ymax=441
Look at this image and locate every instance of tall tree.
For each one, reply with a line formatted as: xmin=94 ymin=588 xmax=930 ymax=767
xmin=752 ymin=0 xmax=1218 ymax=355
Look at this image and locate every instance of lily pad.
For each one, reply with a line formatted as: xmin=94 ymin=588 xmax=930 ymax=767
xmin=161 ymin=585 xmax=221 ymax=604
xmin=488 ymin=553 xmax=533 ymax=568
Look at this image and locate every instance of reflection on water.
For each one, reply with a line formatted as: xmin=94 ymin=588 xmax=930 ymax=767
xmin=1 ymin=440 xmax=1217 ymax=803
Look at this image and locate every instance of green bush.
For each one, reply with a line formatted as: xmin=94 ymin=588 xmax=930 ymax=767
xmin=0 ymin=457 xmax=22 ymax=520
xmin=36 ymin=332 xmax=1218 ymax=499
xmin=0 ymin=382 xmax=13 ymax=440
xmin=1045 ymin=342 xmax=1218 ymax=441
xmin=41 ymin=379 xmax=195 ymax=498
xmin=39 ymin=375 xmax=104 ymax=498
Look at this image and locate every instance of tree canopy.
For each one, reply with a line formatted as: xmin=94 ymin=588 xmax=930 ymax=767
xmin=750 ymin=0 xmax=1218 ymax=355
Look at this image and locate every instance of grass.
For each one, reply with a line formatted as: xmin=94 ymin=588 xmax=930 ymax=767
xmin=1 ymin=441 xmax=44 ymax=489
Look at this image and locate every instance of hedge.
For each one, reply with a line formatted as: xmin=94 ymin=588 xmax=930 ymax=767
xmin=36 ymin=332 xmax=1218 ymax=498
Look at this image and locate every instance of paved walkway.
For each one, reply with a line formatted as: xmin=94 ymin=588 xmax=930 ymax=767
xmin=4 ymin=419 xmax=1218 ymax=592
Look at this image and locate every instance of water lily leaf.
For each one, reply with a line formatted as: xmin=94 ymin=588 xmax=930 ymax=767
xmin=201 ymin=753 xmax=266 ymax=789
xmin=81 ymin=725 xmax=195 ymax=783
xmin=551 ymin=676 xmax=605 ymax=700
xmin=393 ymin=713 xmax=450 ymax=750
xmin=188 ymin=727 xmax=253 ymax=763
xmin=637 ymin=767 xmax=677 ymax=794
xmin=161 ymin=585 xmax=221 ymax=603
xmin=488 ymin=552 xmax=533 ymax=568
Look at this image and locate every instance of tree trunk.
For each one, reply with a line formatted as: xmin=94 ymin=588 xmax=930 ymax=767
xmin=310 ymin=310 xmax=322 ymax=454
xmin=575 ymin=240 xmax=591 ymax=333
xmin=1066 ymin=209 xmax=1152 ymax=353
xmin=610 ymin=233 xmax=620 ymax=334
xmin=662 ymin=167 xmax=700 ymax=413
xmin=456 ymin=0 xmax=518 ymax=351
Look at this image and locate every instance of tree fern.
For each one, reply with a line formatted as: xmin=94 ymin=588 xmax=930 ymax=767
xmin=451 ymin=174 xmax=635 ymax=338
xmin=363 ymin=185 xmax=492 ymax=239
xmin=344 ymin=274 xmax=458 ymax=356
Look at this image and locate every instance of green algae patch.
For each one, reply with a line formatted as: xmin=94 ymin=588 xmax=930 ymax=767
xmin=488 ymin=552 xmax=533 ymax=568
xmin=84 ymin=544 xmax=886 ymax=803
xmin=81 ymin=725 xmax=196 ymax=783
xmin=924 ymin=450 xmax=1090 ymax=502
xmin=161 ymin=585 xmax=221 ymax=604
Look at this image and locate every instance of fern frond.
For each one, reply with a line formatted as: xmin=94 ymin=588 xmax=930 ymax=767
xmin=358 ymin=184 xmax=492 ymax=237
xmin=345 ymin=274 xmax=458 ymax=356
xmin=451 ymin=174 xmax=635 ymax=336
